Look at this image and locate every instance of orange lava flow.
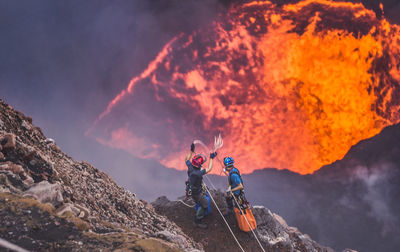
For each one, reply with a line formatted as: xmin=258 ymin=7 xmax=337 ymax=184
xmin=88 ymin=36 xmax=180 ymax=130
xmin=91 ymin=0 xmax=400 ymax=174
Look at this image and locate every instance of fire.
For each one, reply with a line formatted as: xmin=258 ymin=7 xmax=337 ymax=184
xmin=89 ymin=0 xmax=400 ymax=174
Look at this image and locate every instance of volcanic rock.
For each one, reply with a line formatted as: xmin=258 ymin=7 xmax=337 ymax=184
xmin=1 ymin=133 xmax=16 ymax=150
xmin=55 ymin=203 xmax=81 ymax=217
xmin=0 ymin=98 xmax=202 ymax=251
xmin=153 ymin=190 xmax=336 ymax=252
xmin=22 ymin=181 xmax=64 ymax=206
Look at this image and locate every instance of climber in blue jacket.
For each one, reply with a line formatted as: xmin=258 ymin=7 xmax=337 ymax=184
xmin=222 ymin=156 xmax=245 ymax=216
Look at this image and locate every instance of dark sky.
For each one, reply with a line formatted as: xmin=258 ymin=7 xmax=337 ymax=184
xmin=1 ymin=0 xmax=399 ymax=200
xmin=0 ymin=0 xmax=229 ymax=200
xmin=0 ymin=0 xmax=226 ymax=135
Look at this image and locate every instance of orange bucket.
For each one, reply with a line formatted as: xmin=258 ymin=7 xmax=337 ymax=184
xmin=234 ymin=207 xmax=257 ymax=232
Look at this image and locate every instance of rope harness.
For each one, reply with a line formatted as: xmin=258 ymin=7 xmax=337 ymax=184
xmin=214 ymin=156 xmax=265 ymax=252
xmin=203 ymin=180 xmax=245 ymax=252
xmin=204 ymin=174 xmax=266 ymax=252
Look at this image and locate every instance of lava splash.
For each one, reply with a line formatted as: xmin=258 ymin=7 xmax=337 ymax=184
xmin=89 ymin=0 xmax=400 ymax=174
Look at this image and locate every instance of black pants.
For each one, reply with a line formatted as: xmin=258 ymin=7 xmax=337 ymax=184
xmin=192 ymin=192 xmax=208 ymax=223
xmin=226 ymin=194 xmax=235 ymax=211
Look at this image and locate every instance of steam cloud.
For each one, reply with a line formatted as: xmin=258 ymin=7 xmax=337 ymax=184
xmin=353 ymin=164 xmax=398 ymax=236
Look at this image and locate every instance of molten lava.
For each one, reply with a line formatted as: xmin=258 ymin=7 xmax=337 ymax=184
xmin=89 ymin=0 xmax=400 ymax=174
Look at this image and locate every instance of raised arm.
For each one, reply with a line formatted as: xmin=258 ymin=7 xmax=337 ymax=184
xmin=185 ymin=143 xmax=195 ymax=162
xmin=206 ymin=152 xmax=217 ymax=173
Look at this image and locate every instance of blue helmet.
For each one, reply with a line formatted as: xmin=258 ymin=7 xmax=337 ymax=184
xmin=223 ymin=157 xmax=234 ymax=167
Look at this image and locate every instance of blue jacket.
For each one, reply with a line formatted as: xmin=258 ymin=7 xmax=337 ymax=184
xmin=228 ymin=167 xmax=242 ymax=196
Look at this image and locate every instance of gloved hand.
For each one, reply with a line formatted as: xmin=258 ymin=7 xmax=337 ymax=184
xmin=210 ymin=152 xmax=217 ymax=159
xmin=226 ymin=185 xmax=231 ymax=193
xmin=190 ymin=143 xmax=195 ymax=152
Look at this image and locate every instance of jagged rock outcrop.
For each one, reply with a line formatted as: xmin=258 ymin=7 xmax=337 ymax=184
xmin=252 ymin=206 xmax=332 ymax=251
xmin=153 ymin=190 xmax=339 ymax=252
xmin=0 ymin=99 xmax=202 ymax=251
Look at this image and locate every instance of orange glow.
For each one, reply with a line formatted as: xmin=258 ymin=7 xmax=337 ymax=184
xmin=88 ymin=35 xmax=180 ymax=129
xmin=91 ymin=0 xmax=400 ymax=174
xmin=283 ymin=0 xmax=375 ymax=18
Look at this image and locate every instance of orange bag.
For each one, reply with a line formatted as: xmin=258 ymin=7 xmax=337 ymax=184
xmin=234 ymin=207 xmax=257 ymax=232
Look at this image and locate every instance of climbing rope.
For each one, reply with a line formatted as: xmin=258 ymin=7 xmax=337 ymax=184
xmin=202 ymin=183 xmax=245 ymax=252
xmin=177 ymin=199 xmax=196 ymax=208
xmin=192 ymin=138 xmax=266 ymax=251
xmin=176 ymin=178 xmax=244 ymax=251
xmin=0 ymin=238 xmax=30 ymax=252
xmin=213 ymin=159 xmax=266 ymax=252
xmin=229 ymin=190 xmax=266 ymax=252
xmin=196 ymin=140 xmax=266 ymax=252
xmin=205 ymin=174 xmax=265 ymax=252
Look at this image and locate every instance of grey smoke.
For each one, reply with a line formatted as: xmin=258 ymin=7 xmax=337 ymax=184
xmin=353 ymin=163 xmax=398 ymax=236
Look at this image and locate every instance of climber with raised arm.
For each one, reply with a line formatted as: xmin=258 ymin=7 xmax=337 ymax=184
xmin=222 ymin=156 xmax=246 ymax=216
xmin=185 ymin=142 xmax=217 ymax=229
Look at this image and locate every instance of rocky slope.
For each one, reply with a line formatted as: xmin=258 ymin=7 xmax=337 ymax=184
xmin=153 ymin=191 xmax=341 ymax=252
xmin=0 ymin=98 xmax=356 ymax=252
xmin=0 ymin=98 xmax=202 ymax=251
